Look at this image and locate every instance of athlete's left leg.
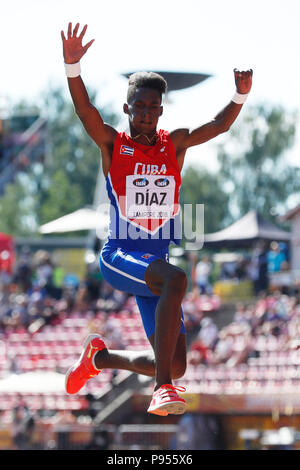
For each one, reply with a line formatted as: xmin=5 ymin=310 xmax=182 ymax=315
xmin=65 ymin=246 xmax=186 ymax=398
xmin=143 ymin=259 xmax=187 ymax=390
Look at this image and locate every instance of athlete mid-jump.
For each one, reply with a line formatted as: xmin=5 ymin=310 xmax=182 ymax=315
xmin=62 ymin=22 xmax=252 ymax=416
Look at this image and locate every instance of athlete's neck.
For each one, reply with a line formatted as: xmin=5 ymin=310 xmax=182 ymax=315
xmin=130 ymin=130 xmax=158 ymax=146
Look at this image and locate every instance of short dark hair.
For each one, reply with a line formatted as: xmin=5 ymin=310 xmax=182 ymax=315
xmin=127 ymin=71 xmax=167 ymax=103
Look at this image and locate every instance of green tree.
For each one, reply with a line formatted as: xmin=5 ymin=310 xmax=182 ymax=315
xmin=217 ymin=104 xmax=300 ymax=223
xmin=0 ymin=177 xmax=37 ymax=236
xmin=39 ymin=169 xmax=82 ymax=223
xmin=0 ymin=87 xmax=120 ymax=236
xmin=38 ymin=87 xmax=119 ymax=226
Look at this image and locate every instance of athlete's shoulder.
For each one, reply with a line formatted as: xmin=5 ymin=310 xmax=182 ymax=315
xmin=169 ymin=128 xmax=189 ymax=141
xmin=168 ymin=128 xmax=190 ymax=153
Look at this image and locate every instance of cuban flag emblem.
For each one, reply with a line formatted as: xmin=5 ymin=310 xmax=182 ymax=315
xmin=120 ymin=145 xmax=134 ymax=156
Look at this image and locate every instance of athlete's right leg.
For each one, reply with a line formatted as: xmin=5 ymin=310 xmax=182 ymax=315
xmin=65 ymin=325 xmax=186 ymax=394
xmin=94 ymin=347 xmax=155 ymax=377
xmin=93 ymin=331 xmax=186 ymax=379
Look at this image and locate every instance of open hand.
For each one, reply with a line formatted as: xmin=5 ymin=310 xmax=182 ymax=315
xmin=234 ymin=69 xmax=253 ymax=94
xmin=61 ymin=22 xmax=94 ymax=64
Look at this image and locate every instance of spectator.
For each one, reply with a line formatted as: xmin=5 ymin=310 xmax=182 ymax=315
xmin=34 ymin=251 xmax=54 ymax=289
xmin=96 ymin=281 xmax=128 ymax=313
xmin=12 ymin=404 xmax=36 ymax=450
xmin=233 ymin=303 xmax=249 ymax=324
xmin=210 ymin=329 xmax=234 ymax=365
xmin=103 ymin=316 xmax=126 ymax=349
xmin=219 ymin=261 xmax=237 ymax=280
xmin=13 ymin=246 xmax=33 ymax=293
xmin=195 ymin=256 xmax=212 ymax=294
xmin=181 ymin=288 xmax=205 ymax=332
xmin=250 ymin=241 xmax=269 ymax=295
xmin=223 ymin=323 xmax=254 ymax=367
xmin=197 ymin=317 xmax=218 ymax=349
xmin=84 ymin=263 xmax=103 ymax=302
xmin=188 ymin=338 xmax=210 ymax=365
xmin=267 ymin=241 xmax=287 ymax=273
xmin=235 ymin=257 xmax=250 ymax=281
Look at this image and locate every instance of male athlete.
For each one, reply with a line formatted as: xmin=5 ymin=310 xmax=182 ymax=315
xmin=61 ymin=23 xmax=253 ymax=416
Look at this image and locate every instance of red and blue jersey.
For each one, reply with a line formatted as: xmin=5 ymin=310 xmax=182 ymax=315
xmin=105 ymin=129 xmax=182 ymax=254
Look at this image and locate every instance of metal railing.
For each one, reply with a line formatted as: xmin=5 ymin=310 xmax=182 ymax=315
xmin=35 ymin=423 xmax=178 ymax=450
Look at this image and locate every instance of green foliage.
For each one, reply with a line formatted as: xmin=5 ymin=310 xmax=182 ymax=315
xmin=39 ymin=169 xmax=82 ymax=223
xmin=217 ymin=104 xmax=300 ymax=223
xmin=37 ymin=87 xmax=119 ymax=226
xmin=0 ymin=86 xmax=120 ymax=237
xmin=0 ymin=177 xmax=37 ymax=236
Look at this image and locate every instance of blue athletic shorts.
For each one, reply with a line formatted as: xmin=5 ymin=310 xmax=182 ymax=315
xmin=99 ymin=243 xmax=186 ymax=338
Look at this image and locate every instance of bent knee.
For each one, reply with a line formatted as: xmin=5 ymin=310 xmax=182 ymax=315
xmin=167 ymin=269 xmax=188 ymax=296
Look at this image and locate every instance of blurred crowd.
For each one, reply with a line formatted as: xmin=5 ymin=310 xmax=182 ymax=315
xmin=0 ymin=244 xmax=294 ymax=351
xmin=192 ymin=241 xmax=290 ymax=296
xmin=0 ymin=244 xmax=298 ymax=450
xmin=0 ymin=247 xmax=213 ymax=449
xmin=0 ymin=247 xmax=214 ymax=343
xmin=188 ymin=290 xmax=300 ymax=368
xmin=0 ymin=247 xmax=132 ymax=340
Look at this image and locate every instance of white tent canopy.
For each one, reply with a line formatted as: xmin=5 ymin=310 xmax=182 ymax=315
xmin=39 ymin=208 xmax=109 ymax=235
xmin=205 ymin=210 xmax=290 ymax=243
xmin=188 ymin=210 xmax=290 ymax=250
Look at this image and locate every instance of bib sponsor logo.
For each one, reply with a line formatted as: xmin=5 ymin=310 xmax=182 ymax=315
xmin=154 ymin=178 xmax=169 ymax=187
xmin=133 ymin=178 xmax=149 ymax=187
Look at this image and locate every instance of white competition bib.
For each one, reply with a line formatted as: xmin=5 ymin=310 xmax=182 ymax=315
xmin=126 ymin=174 xmax=176 ymax=219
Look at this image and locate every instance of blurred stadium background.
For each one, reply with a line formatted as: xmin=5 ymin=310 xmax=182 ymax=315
xmin=0 ymin=71 xmax=300 ymax=451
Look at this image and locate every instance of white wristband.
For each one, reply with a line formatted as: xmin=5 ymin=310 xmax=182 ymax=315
xmin=64 ymin=62 xmax=81 ymax=78
xmin=232 ymin=92 xmax=249 ymax=104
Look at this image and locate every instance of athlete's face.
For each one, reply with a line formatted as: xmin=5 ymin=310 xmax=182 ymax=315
xmin=124 ymin=87 xmax=163 ymax=134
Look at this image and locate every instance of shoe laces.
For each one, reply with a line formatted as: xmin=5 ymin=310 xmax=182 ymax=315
xmin=156 ymin=384 xmax=186 ymax=398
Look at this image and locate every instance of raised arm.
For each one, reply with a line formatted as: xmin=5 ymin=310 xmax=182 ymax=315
xmin=61 ymin=22 xmax=116 ymax=175
xmin=170 ymin=69 xmax=253 ymax=169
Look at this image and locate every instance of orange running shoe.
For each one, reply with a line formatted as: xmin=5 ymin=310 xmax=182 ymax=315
xmin=147 ymin=384 xmax=186 ymax=416
xmin=65 ymin=334 xmax=107 ymax=394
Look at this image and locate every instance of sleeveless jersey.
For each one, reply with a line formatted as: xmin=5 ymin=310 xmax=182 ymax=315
xmin=105 ymin=129 xmax=182 ymax=254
